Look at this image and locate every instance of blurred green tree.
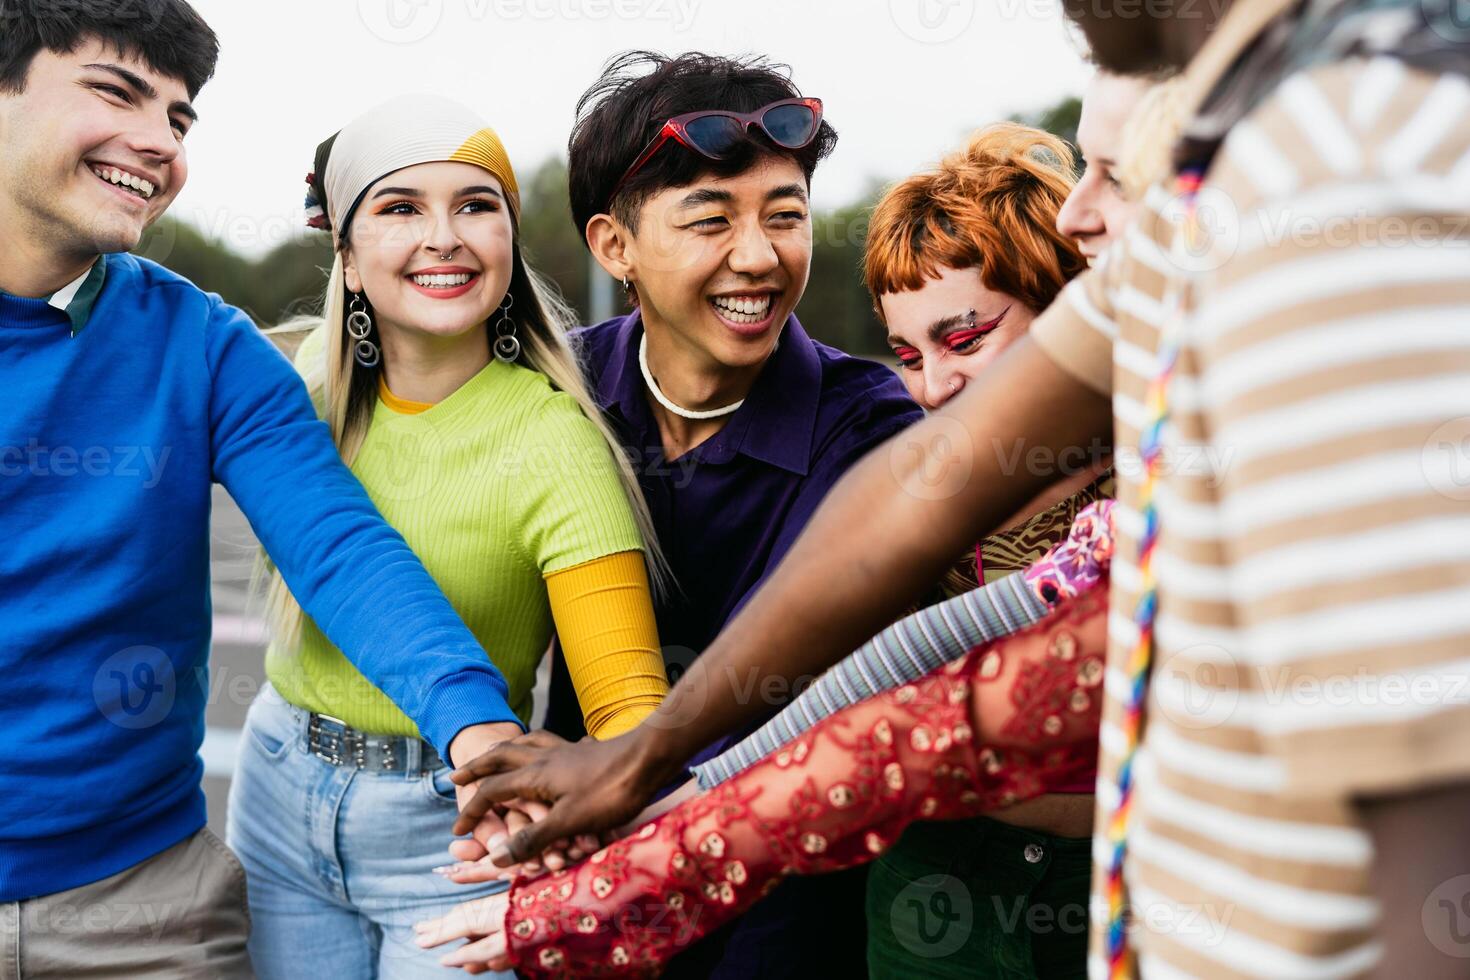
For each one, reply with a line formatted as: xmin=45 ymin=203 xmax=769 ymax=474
xmin=135 ymin=92 xmax=1079 ymax=355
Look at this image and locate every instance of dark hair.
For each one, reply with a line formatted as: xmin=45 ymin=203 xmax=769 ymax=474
xmin=0 ymin=0 xmax=218 ymax=100
xmin=567 ymin=50 xmax=837 ymax=242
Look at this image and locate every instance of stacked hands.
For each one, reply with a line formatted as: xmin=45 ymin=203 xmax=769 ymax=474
xmin=419 ymin=728 xmax=687 ymax=973
xmin=415 ymin=501 xmax=1114 ymax=975
xmin=415 ymin=598 xmax=1109 ymax=973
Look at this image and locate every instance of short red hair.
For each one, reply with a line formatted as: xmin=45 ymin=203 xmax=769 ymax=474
xmin=864 ymin=123 xmax=1086 ymax=321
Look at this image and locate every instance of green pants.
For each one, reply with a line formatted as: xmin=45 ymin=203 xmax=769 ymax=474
xmin=866 ymin=816 xmax=1092 ymax=979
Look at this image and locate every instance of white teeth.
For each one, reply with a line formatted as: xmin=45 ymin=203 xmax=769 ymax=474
xmin=711 ymin=295 xmax=774 ymax=324
xmin=711 ymin=295 xmax=772 ymax=322
xmin=412 ymin=273 xmax=473 ymax=288
xmin=92 ymin=166 xmax=154 ymax=199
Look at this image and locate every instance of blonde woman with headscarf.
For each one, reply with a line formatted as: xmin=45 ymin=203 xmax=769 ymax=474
xmin=226 ymin=95 xmax=670 ymax=979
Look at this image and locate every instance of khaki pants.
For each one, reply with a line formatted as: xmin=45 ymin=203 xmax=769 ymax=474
xmin=0 ymin=828 xmax=253 ymax=979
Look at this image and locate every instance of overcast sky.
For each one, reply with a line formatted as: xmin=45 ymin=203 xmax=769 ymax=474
xmin=176 ymin=0 xmax=1092 ymax=256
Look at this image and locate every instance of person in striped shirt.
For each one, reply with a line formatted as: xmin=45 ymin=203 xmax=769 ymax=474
xmin=442 ymin=1 xmax=1470 ymax=975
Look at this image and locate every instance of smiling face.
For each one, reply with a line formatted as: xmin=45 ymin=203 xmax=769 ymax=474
xmin=342 ymin=160 xmax=515 ymax=345
xmin=880 ymin=265 xmax=1036 ymax=411
xmin=0 ymin=38 xmax=193 ymax=258
xmin=1054 ymin=72 xmax=1149 ymax=262
xmin=620 ymin=155 xmax=812 ymax=371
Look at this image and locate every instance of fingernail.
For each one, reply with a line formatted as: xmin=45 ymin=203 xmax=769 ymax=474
xmin=489 ymin=843 xmax=510 ymax=864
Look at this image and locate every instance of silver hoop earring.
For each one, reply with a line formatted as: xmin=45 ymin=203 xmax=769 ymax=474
xmin=622 ymin=276 xmax=630 ymax=289
xmin=492 ymin=293 xmax=519 ymax=363
xmin=347 ymin=293 xmax=380 ymax=368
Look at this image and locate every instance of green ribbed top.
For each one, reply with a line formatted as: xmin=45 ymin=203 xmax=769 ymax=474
xmin=266 ymin=327 xmax=645 ymax=736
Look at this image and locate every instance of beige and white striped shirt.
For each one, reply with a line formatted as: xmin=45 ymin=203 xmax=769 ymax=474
xmin=1031 ymin=3 xmax=1470 ymax=976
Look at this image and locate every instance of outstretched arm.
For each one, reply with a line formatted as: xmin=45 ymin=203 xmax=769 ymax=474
xmin=420 ymin=577 xmax=1109 ymax=975
xmin=208 ymin=305 xmax=522 ymax=760
xmin=693 ymin=500 xmax=1113 ymax=788
xmin=450 ymin=337 xmax=1112 ymax=857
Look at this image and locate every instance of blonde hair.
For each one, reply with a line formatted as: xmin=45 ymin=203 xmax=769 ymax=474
xmin=260 ymin=240 xmax=670 ymax=652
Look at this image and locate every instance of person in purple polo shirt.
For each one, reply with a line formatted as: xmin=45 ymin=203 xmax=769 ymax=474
xmin=533 ymin=51 xmax=923 ymax=976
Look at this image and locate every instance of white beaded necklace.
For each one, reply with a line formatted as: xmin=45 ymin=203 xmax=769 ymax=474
xmin=638 ymin=333 xmax=745 ymax=420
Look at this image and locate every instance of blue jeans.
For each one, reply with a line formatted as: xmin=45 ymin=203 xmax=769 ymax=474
xmin=226 ymin=683 xmax=511 ymax=979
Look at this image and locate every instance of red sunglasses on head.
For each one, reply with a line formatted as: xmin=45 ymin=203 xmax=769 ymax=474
xmin=604 ymin=97 xmax=824 ymax=213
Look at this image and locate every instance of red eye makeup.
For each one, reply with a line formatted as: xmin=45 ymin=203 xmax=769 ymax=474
xmin=891 ymin=306 xmax=1011 ymax=369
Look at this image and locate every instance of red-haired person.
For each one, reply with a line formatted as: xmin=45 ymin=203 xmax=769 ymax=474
xmin=858 ymin=122 xmax=1110 ymax=978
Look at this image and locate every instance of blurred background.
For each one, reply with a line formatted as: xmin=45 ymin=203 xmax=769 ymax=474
xmin=141 ymin=0 xmax=1089 ymax=355
xmin=189 ymin=0 xmax=1091 ymax=832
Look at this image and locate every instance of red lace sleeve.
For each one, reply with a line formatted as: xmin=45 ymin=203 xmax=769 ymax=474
xmin=501 ymin=580 xmax=1108 ymax=976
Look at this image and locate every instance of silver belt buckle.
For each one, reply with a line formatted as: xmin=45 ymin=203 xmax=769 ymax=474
xmin=307 ymin=712 xmax=401 ymax=771
xmin=307 ymin=712 xmax=360 ymax=767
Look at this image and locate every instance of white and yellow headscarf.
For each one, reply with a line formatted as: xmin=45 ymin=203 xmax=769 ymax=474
xmin=304 ymin=94 xmax=520 ymax=244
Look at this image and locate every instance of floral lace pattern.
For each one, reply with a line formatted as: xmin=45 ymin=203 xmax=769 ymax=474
xmin=503 ymin=566 xmax=1112 ymax=976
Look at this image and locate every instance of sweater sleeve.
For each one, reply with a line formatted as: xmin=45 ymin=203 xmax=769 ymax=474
xmin=204 ymin=301 xmax=523 ymax=757
xmin=504 ymin=580 xmax=1109 ymax=977
xmin=545 ymin=551 xmax=668 ymax=739
xmin=692 ymin=573 xmax=1050 ymax=788
xmin=692 ymin=501 xmax=1114 ymax=788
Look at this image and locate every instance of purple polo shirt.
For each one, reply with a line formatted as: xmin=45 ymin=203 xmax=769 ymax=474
xmin=544 ymin=308 xmax=921 ymax=977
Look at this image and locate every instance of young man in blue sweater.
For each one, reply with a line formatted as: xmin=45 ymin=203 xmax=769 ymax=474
xmin=0 ymin=2 xmax=523 ymax=973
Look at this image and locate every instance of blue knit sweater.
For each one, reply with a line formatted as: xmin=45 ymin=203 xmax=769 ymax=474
xmin=0 ymin=254 xmax=519 ymax=902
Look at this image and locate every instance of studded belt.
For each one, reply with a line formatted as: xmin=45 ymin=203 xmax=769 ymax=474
xmin=305 ymin=712 xmax=443 ymax=773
